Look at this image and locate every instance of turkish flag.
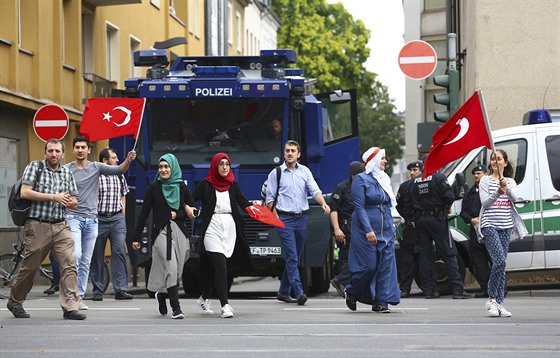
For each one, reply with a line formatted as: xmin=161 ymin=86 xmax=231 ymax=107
xmin=245 ymin=205 xmax=286 ymax=228
xmin=423 ymin=90 xmax=493 ymax=178
xmin=80 ymin=98 xmax=146 ymax=142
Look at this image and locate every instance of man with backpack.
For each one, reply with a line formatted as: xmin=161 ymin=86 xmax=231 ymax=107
xmin=6 ymin=138 xmax=85 ymax=320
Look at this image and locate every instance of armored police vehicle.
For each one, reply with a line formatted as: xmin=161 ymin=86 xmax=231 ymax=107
xmin=110 ymin=48 xmax=360 ymax=294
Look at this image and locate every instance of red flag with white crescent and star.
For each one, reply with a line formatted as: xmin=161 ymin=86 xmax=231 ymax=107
xmin=245 ymin=204 xmax=286 ymax=228
xmin=80 ymin=98 xmax=146 ymax=142
xmin=423 ymin=90 xmax=493 ymax=179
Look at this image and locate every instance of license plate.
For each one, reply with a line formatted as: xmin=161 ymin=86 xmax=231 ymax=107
xmin=250 ymin=246 xmax=281 ymax=256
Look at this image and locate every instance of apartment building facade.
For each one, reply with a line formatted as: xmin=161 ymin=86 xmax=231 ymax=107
xmin=403 ymin=0 xmax=559 ymax=164
xmin=0 ymin=0 xmax=279 ymax=234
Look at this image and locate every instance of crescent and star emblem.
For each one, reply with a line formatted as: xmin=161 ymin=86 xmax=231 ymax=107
xmin=248 ymin=206 xmax=261 ymax=216
xmin=102 ymin=106 xmax=132 ymax=127
xmin=443 ymin=117 xmax=469 ymax=146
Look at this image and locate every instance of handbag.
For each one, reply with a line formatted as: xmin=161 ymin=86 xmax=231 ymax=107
xmin=187 ymin=217 xmax=205 ymax=254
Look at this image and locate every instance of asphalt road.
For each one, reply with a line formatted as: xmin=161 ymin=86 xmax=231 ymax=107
xmin=1 ymin=278 xmax=559 ymax=357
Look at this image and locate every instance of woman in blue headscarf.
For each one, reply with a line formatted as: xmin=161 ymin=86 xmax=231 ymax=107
xmin=133 ymin=154 xmax=194 ymax=319
xmin=345 ymin=147 xmax=400 ymax=313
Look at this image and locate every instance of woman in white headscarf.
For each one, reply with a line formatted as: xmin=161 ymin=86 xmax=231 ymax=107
xmin=344 ymin=147 xmax=400 ymax=313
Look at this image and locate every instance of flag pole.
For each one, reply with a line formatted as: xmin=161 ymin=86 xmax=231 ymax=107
xmin=132 ymin=98 xmax=146 ymax=152
xmin=477 ymin=89 xmax=502 ymax=178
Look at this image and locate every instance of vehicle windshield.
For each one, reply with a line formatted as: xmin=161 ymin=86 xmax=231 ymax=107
xmin=145 ymin=98 xmax=285 ymax=166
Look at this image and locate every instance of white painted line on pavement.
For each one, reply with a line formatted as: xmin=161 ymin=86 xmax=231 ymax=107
xmin=283 ymin=307 xmax=430 ymax=311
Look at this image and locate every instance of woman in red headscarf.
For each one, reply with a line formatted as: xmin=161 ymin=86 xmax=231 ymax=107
xmin=187 ymin=153 xmax=254 ymax=318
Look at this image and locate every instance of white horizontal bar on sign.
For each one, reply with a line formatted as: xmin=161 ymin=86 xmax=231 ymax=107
xmin=35 ymin=120 xmax=68 ymax=127
xmin=399 ymin=56 xmax=436 ymax=64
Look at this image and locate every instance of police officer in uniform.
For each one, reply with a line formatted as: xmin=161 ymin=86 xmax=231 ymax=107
xmin=411 ymin=171 xmax=470 ymax=299
xmin=460 ymin=164 xmax=491 ymax=298
xmin=396 ymin=161 xmax=423 ymax=298
xmin=329 ymin=161 xmax=364 ymax=297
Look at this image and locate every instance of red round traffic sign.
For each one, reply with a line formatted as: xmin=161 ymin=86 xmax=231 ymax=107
xmin=398 ymin=40 xmax=438 ymax=80
xmin=33 ymin=104 xmax=69 ymax=142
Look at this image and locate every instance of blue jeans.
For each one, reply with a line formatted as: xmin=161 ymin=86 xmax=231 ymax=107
xmin=276 ymin=214 xmax=308 ymax=298
xmin=66 ymin=215 xmax=98 ymax=298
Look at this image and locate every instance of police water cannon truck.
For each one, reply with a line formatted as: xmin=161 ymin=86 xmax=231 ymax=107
xmin=110 ymin=48 xmax=360 ymax=294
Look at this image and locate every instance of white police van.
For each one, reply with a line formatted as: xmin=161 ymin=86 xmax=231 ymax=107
xmin=445 ymin=109 xmax=560 ymax=275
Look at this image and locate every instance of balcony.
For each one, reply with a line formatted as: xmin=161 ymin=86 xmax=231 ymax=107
xmin=84 ymin=0 xmax=141 ymax=6
xmin=83 ymin=73 xmax=114 ymax=103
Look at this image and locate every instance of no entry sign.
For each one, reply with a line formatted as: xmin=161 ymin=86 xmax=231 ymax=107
xmin=33 ymin=104 xmax=69 ymax=142
xmin=398 ymin=40 xmax=438 ymax=80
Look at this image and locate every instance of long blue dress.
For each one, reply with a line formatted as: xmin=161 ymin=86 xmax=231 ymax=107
xmin=346 ymin=173 xmax=400 ymax=307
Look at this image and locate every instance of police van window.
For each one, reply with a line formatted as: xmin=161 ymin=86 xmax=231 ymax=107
xmin=487 ymin=139 xmax=528 ymax=184
xmin=462 ymin=149 xmax=488 ymax=189
xmin=145 ymin=98 xmax=284 ymax=166
xmin=545 ymin=135 xmax=560 ymax=191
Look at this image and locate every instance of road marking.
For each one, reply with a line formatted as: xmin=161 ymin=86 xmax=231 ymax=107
xmin=283 ymin=307 xmax=430 ymax=311
xmin=0 ymin=307 xmax=142 ymax=311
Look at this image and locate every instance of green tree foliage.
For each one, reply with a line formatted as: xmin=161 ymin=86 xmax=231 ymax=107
xmin=273 ymin=0 xmax=404 ymax=176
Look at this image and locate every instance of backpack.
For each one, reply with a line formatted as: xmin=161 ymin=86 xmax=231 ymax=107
xmin=260 ymin=166 xmax=281 ymax=210
xmin=9 ymin=160 xmax=45 ymax=226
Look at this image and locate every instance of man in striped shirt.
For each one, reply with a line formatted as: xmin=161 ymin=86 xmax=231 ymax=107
xmin=90 ymin=148 xmax=133 ymax=301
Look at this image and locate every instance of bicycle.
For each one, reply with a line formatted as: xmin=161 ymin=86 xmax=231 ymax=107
xmin=0 ymin=236 xmax=109 ymax=299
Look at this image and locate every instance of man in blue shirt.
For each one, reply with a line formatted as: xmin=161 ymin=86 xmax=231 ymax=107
xmin=265 ymin=140 xmax=331 ymax=305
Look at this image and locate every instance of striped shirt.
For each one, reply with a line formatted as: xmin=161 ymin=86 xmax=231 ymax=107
xmin=98 ymin=174 xmax=129 ymax=214
xmin=22 ymin=160 xmax=78 ymax=221
xmin=480 ymin=177 xmax=513 ymax=229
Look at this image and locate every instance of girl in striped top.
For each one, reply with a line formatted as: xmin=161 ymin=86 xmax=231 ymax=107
xmin=478 ymin=149 xmax=527 ymax=318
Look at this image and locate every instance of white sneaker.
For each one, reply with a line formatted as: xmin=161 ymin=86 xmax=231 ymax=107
xmin=79 ymin=300 xmax=89 ymax=310
xmin=497 ymin=303 xmax=512 ymax=317
xmin=221 ymin=304 xmax=234 ymax=318
xmin=486 ymin=299 xmax=499 ymax=317
xmin=197 ymin=296 xmax=214 ymax=315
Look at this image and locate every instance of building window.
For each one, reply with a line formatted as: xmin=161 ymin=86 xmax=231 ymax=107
xmin=106 ymin=22 xmax=119 ymax=82
xmin=236 ymin=11 xmax=241 ymax=52
xmin=425 ymin=0 xmax=446 ymax=11
xmin=228 ymin=2 xmax=233 ymax=45
xmin=425 ymin=40 xmax=446 ymax=85
xmin=130 ymin=36 xmax=141 ymax=78
xmin=1 ymin=137 xmax=19 ymax=227
xmin=62 ymin=0 xmax=74 ymax=66
xmin=82 ymin=11 xmax=93 ymax=74
xmin=188 ymin=0 xmax=201 ymax=38
xmin=18 ymin=0 xmax=35 ymax=51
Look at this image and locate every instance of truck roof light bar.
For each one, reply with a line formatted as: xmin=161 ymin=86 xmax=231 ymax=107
xmin=170 ymin=49 xmax=297 ymax=72
xmin=193 ymin=66 xmax=239 ymax=78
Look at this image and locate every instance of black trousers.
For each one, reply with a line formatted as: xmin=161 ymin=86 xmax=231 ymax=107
xmin=398 ymin=224 xmax=416 ymax=292
xmin=199 ymin=251 xmax=229 ymax=307
xmin=333 ymin=221 xmax=351 ymax=286
xmin=415 ymin=215 xmax=464 ymax=295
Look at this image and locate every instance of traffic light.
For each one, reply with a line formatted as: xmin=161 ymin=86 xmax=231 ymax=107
xmin=433 ymin=69 xmax=460 ymax=122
